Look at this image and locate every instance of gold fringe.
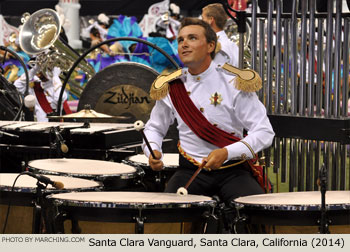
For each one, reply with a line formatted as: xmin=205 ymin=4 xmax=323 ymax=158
xmin=150 ymin=69 xmax=182 ymax=100
xmin=150 ymin=82 xmax=169 ymax=100
xmin=222 ymin=63 xmax=262 ymax=92
xmin=215 ymin=41 xmax=222 ymax=54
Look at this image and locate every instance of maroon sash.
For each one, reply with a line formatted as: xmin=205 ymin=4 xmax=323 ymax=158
xmin=33 ymin=81 xmax=72 ymax=115
xmin=169 ymin=79 xmax=267 ymax=190
xmin=33 ymin=82 xmax=53 ymax=114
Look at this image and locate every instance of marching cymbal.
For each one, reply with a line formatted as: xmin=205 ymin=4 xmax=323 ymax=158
xmin=48 ymin=108 xmax=129 ymax=120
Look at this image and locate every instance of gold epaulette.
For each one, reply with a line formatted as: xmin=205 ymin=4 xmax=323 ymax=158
xmin=150 ymin=68 xmax=182 ymax=100
xmin=222 ymin=63 xmax=262 ymax=92
xmin=215 ymin=41 xmax=222 ymax=54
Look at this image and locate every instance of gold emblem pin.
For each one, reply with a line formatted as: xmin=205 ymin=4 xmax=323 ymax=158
xmin=210 ymin=92 xmax=223 ymax=106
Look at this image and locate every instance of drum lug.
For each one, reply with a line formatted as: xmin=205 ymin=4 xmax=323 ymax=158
xmin=136 ymin=166 xmax=145 ymax=177
xmin=317 ymin=218 xmax=331 ymax=234
xmin=134 ymin=216 xmax=145 ymax=234
xmin=51 ymin=211 xmax=68 ymax=234
xmin=133 ymin=166 xmax=146 ymax=189
xmin=133 ymin=207 xmax=145 ymax=234
xmin=232 ymin=203 xmax=248 ymax=234
xmin=202 ymin=209 xmax=219 ymax=234
xmin=233 ymin=203 xmax=246 ymax=221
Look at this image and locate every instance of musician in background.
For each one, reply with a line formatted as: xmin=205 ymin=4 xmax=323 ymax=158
xmin=201 ymin=3 xmax=239 ymax=67
xmin=89 ymin=27 xmax=116 ymax=56
xmin=14 ymin=64 xmax=70 ymax=122
xmin=143 ymin=18 xmax=274 ymax=216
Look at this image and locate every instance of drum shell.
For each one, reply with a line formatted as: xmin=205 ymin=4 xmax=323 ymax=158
xmin=234 ymin=191 xmax=350 ymax=234
xmin=0 ymin=173 xmax=101 ymax=233
xmin=125 ymin=153 xmax=179 ymax=192
xmin=47 ymin=191 xmax=216 ymax=234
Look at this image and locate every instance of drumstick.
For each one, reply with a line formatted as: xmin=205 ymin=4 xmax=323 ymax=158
xmin=134 ymin=120 xmax=156 ymax=159
xmin=184 ymin=161 xmax=207 ymax=189
xmin=177 ymin=161 xmax=207 ymax=196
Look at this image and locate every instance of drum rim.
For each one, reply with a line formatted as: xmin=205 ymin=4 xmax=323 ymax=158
xmin=234 ymin=202 xmax=350 ymax=211
xmin=27 ymin=168 xmax=138 ymax=180
xmin=0 ymin=185 xmax=102 ymax=194
xmin=28 ymin=158 xmax=136 ymax=165
xmin=234 ymin=191 xmax=350 ymax=211
xmin=0 ymin=173 xmax=103 ymax=193
xmin=47 ymin=192 xmax=217 ymax=209
xmin=28 ymin=158 xmax=138 ymax=178
xmin=125 ymin=154 xmax=179 ymax=169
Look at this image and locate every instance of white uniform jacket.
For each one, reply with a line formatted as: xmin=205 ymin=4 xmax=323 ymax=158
xmin=14 ymin=73 xmax=68 ymax=122
xmin=143 ymin=62 xmax=275 ymax=164
xmin=214 ymin=30 xmax=239 ymax=67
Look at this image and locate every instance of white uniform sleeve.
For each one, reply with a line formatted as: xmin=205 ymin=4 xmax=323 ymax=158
xmin=13 ymin=72 xmax=29 ymax=94
xmin=225 ymin=91 xmax=274 ymax=160
xmin=143 ymin=98 xmax=175 ymax=157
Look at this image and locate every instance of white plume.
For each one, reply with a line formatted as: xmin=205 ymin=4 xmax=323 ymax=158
xmin=98 ymin=13 xmax=110 ymax=25
xmin=170 ymin=3 xmax=180 ymax=15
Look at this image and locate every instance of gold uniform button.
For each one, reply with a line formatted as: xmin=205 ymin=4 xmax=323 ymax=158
xmin=187 ymin=91 xmax=191 ymax=95
xmin=231 ymin=132 xmax=235 ymax=135
xmin=213 ymin=123 xmax=217 ymax=127
xmin=196 ymin=76 xmax=201 ymax=81
xmin=241 ymin=153 xmax=248 ymax=160
xmin=200 ymin=107 xmax=204 ymax=112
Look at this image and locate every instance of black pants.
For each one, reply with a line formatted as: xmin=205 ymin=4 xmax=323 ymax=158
xmin=165 ymin=155 xmax=264 ymax=205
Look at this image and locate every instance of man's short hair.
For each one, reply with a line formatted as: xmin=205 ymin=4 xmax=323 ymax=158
xmin=179 ymin=17 xmax=217 ymax=59
xmin=202 ymin=3 xmax=228 ymax=30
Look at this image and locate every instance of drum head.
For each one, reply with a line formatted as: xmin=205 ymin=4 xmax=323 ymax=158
xmin=28 ymin=158 xmax=137 ymax=179
xmin=234 ymin=191 xmax=350 ymax=211
xmin=127 ymin=153 xmax=179 ymax=168
xmin=0 ymin=173 xmax=101 ymax=193
xmin=233 ymin=191 xmax=350 ymax=227
xmin=78 ymin=62 xmax=158 ymax=123
xmin=48 ymin=191 xmax=215 ymax=209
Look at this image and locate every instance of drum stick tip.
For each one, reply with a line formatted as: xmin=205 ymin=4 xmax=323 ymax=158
xmin=177 ymin=187 xmax=188 ymax=196
xmin=133 ymin=120 xmax=144 ymax=131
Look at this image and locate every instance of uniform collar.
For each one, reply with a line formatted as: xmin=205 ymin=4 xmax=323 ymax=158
xmin=216 ymin=30 xmax=228 ymax=39
xmin=183 ymin=62 xmax=216 ymax=83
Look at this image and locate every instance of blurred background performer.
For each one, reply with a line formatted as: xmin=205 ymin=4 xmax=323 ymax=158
xmin=14 ymin=65 xmax=71 ymax=122
xmin=201 ymin=3 xmax=239 ymax=67
xmin=143 ymin=18 xmax=274 ymax=206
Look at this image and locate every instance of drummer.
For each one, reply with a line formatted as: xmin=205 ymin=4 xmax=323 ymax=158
xmin=143 ymin=18 xmax=274 ymax=205
xmin=14 ymin=64 xmax=71 ymax=122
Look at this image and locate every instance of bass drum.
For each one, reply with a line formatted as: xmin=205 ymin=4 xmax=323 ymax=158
xmin=78 ymin=61 xmax=179 ymax=152
xmin=78 ymin=62 xmax=157 ymax=123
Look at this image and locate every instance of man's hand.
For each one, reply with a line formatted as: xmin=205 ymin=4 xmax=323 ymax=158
xmin=149 ymin=150 xmax=163 ymax=171
xmin=52 ymin=67 xmax=61 ymax=78
xmin=202 ymin=148 xmax=228 ymax=171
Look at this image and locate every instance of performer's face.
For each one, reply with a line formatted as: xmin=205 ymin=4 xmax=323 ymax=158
xmin=177 ymin=25 xmax=214 ymax=73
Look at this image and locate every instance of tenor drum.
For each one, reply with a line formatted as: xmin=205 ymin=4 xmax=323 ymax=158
xmin=125 ymin=153 xmax=178 ymax=191
xmin=0 ymin=173 xmax=101 ymax=233
xmin=28 ymin=158 xmax=140 ymax=190
xmin=47 ymin=191 xmax=216 ymax=234
xmin=234 ymin=191 xmax=350 ymax=233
